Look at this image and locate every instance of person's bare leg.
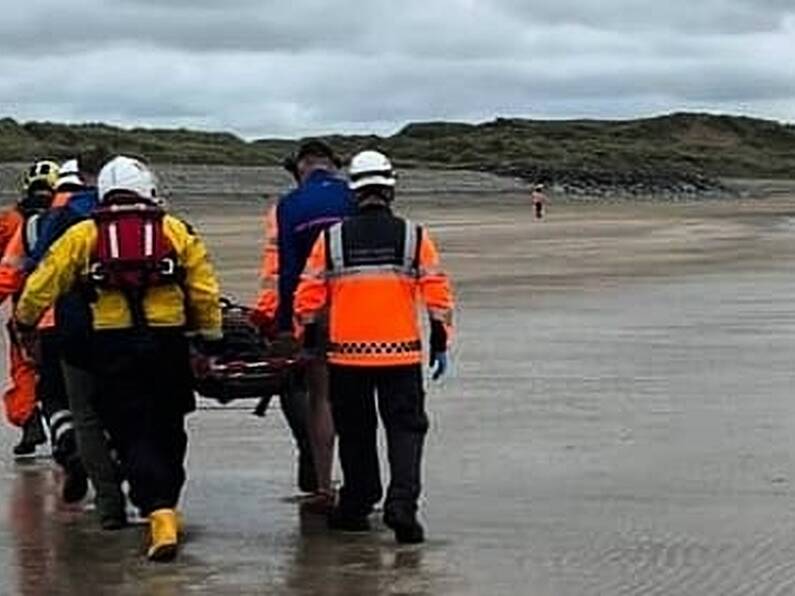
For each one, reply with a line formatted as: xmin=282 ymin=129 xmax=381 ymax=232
xmin=307 ymin=361 xmax=335 ymax=494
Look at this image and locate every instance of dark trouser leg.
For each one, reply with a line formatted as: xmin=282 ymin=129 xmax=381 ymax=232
xmin=38 ymin=332 xmax=89 ymax=502
xmin=116 ymin=415 xmax=187 ymax=515
xmin=91 ymin=330 xmax=192 ymax=516
xmin=329 ymin=365 xmax=382 ymax=517
xmin=61 ymin=360 xmax=125 ymax=518
xmin=37 ymin=332 xmax=74 ymax=465
xmin=376 ymin=365 xmax=428 ymax=518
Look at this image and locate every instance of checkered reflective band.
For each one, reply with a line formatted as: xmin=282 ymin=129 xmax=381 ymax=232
xmin=329 ymin=340 xmax=422 ymax=355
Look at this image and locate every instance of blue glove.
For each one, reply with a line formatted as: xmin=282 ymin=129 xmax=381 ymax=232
xmin=430 ymin=351 xmax=448 ymax=381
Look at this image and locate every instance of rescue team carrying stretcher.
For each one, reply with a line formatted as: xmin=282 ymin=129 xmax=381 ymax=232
xmin=0 ymin=141 xmax=455 ymax=562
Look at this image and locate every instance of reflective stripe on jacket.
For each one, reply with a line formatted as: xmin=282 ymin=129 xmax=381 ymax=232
xmin=295 ymin=208 xmax=454 ymax=367
xmin=15 ymin=215 xmax=222 ymax=335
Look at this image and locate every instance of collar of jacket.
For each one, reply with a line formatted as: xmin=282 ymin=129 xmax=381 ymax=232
xmin=358 ymin=202 xmax=392 ymax=214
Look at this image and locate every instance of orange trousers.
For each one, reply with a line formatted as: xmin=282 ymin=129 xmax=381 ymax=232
xmin=3 ymin=333 xmax=37 ymax=428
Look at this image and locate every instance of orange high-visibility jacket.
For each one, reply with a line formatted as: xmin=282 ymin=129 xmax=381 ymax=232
xmin=0 ymin=209 xmax=24 ymax=298
xmin=294 ymin=209 xmax=454 ymax=367
xmin=0 ymin=209 xmax=35 ymax=428
xmin=0 ymin=215 xmax=57 ymax=329
xmin=253 ymin=205 xmax=279 ymax=321
xmin=0 ymin=192 xmax=77 ymax=327
xmin=0 ymin=208 xmax=22 ymax=255
xmin=0 ymin=226 xmax=26 ymax=298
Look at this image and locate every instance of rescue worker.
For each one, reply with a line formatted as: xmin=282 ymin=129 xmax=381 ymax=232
xmin=54 ymin=159 xmax=83 ymax=196
xmin=30 ymin=149 xmax=129 ymax=528
xmin=252 ymin=140 xmax=355 ymax=511
xmin=15 ymin=156 xmax=222 ymax=562
xmin=0 ymin=161 xmax=60 ymax=457
xmin=0 ymin=160 xmax=90 ymax=503
xmin=0 ymin=200 xmax=26 ymax=452
xmin=531 ymin=183 xmax=547 ymax=219
xmin=294 ymin=150 xmax=455 ymax=544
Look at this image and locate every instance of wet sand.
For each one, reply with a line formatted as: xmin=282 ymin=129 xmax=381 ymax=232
xmin=2 ymin=195 xmax=795 ymax=595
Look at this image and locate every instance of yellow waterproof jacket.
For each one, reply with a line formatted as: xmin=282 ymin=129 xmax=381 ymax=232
xmin=16 ymin=215 xmax=222 ymax=336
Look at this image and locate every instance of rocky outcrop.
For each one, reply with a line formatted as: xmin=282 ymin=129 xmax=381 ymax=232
xmin=488 ymin=165 xmax=733 ymax=199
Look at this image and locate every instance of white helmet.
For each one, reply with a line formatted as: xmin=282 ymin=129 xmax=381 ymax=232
xmin=56 ymin=158 xmax=83 ymax=189
xmin=348 ymin=150 xmax=396 ymax=190
xmin=97 ymin=156 xmax=159 ymax=203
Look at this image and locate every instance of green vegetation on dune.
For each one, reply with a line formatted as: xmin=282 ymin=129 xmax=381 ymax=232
xmin=1 ymin=112 xmax=794 ymax=182
xmin=0 ymin=118 xmax=285 ymax=167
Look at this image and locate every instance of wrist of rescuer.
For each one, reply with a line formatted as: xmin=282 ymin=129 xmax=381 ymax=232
xmin=429 ymin=319 xmax=448 ymax=356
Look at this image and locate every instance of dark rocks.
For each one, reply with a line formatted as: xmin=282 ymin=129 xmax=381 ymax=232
xmin=487 ymin=165 xmax=734 ymax=200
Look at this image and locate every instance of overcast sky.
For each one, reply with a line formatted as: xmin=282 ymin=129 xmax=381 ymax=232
xmin=1 ymin=0 xmax=794 ymax=138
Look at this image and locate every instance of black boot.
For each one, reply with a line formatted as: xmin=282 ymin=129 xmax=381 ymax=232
xmin=62 ymin=455 xmax=89 ymax=503
xmin=13 ymin=408 xmax=47 ymax=458
xmin=384 ymin=510 xmax=425 ymax=544
xmin=55 ymin=431 xmax=89 ymax=504
xmin=100 ymin=508 xmax=128 ymax=531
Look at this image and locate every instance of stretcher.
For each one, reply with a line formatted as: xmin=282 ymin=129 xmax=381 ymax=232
xmin=191 ymin=297 xmax=299 ymax=403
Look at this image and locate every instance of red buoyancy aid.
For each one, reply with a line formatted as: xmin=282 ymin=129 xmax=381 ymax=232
xmin=90 ymin=201 xmax=181 ymax=327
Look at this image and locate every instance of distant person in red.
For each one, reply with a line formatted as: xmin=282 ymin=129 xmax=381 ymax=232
xmin=531 ymin=184 xmax=547 ymax=219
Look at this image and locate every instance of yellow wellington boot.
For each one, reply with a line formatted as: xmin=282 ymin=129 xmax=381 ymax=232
xmin=147 ymin=508 xmax=179 ymax=562
xmin=176 ymin=510 xmax=185 ymax=538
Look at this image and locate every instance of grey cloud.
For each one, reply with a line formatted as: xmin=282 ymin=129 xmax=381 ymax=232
xmin=0 ymin=0 xmax=368 ymax=55
xmin=1 ymin=0 xmax=791 ymax=60
xmin=0 ymin=0 xmax=793 ymax=136
xmin=497 ymin=0 xmax=795 ymax=33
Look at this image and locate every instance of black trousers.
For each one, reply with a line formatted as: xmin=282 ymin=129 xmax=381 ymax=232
xmin=61 ymin=359 xmax=125 ymax=518
xmin=329 ymin=364 xmax=429 ymax=519
xmin=37 ymin=331 xmax=76 ymax=466
xmin=88 ymin=329 xmax=193 ymax=516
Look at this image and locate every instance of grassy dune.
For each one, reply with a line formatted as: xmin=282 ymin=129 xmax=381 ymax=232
xmin=1 ymin=112 xmax=793 ymax=194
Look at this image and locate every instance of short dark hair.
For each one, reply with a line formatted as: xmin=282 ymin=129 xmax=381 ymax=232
xmin=295 ymin=139 xmax=337 ymax=163
xmin=77 ymin=145 xmax=112 ymax=177
xmin=356 ymin=185 xmax=394 ymax=204
xmin=283 ymin=140 xmax=342 ymax=181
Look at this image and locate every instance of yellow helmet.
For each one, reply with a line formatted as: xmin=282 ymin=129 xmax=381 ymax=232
xmin=21 ymin=160 xmax=60 ymax=193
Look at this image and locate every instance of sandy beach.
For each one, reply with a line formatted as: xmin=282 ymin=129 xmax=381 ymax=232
xmin=1 ymin=169 xmax=794 ymax=594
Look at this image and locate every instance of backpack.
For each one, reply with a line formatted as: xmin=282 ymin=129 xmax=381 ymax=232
xmin=89 ymin=202 xmax=181 ymax=327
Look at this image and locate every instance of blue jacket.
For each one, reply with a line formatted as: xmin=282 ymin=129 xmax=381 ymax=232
xmin=28 ymin=187 xmax=99 ymax=361
xmin=26 ymin=187 xmax=99 ymax=271
xmin=276 ymin=169 xmax=355 ymax=331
